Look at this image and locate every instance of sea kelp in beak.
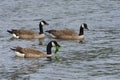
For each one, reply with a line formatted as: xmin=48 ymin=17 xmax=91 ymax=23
xmin=54 ymin=46 xmax=61 ymax=61
xmin=54 ymin=46 xmax=60 ymax=54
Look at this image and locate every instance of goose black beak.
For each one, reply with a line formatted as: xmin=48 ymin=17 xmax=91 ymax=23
xmin=45 ymin=22 xmax=49 ymax=25
xmin=56 ymin=44 xmax=61 ymax=47
xmin=86 ymin=27 xmax=89 ymax=30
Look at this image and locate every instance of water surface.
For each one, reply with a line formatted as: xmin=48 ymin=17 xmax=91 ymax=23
xmin=0 ymin=0 xmax=120 ymax=80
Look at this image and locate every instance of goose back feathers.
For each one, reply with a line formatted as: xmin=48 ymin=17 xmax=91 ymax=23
xmin=7 ymin=20 xmax=48 ymax=39
xmin=46 ymin=23 xmax=88 ymax=42
xmin=11 ymin=41 xmax=60 ymax=58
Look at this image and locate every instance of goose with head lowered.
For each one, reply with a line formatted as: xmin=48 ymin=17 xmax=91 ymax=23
xmin=46 ymin=23 xmax=89 ymax=42
xmin=7 ymin=20 xmax=48 ymax=39
xmin=10 ymin=40 xmax=60 ymax=58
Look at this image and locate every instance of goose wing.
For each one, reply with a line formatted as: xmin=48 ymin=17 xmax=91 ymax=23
xmin=46 ymin=29 xmax=78 ymax=36
xmin=11 ymin=47 xmax=47 ymax=58
xmin=8 ymin=29 xmax=37 ymax=36
xmin=60 ymin=29 xmax=78 ymax=36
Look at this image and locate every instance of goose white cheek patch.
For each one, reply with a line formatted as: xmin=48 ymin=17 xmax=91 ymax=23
xmin=81 ymin=24 xmax=84 ymax=28
xmin=41 ymin=22 xmax=45 ymax=26
xmin=52 ymin=42 xmax=56 ymax=47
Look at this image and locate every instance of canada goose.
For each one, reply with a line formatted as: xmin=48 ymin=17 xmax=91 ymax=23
xmin=7 ymin=20 xmax=48 ymax=39
xmin=46 ymin=23 xmax=89 ymax=42
xmin=10 ymin=40 xmax=60 ymax=58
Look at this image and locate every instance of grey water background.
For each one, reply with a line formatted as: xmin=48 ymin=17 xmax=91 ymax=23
xmin=0 ymin=0 xmax=120 ymax=80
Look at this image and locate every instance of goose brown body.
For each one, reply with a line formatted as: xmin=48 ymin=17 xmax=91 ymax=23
xmin=8 ymin=29 xmax=45 ymax=39
xmin=11 ymin=47 xmax=48 ymax=58
xmin=7 ymin=20 xmax=48 ymax=39
xmin=11 ymin=41 xmax=60 ymax=58
xmin=46 ymin=23 xmax=88 ymax=42
xmin=46 ymin=29 xmax=84 ymax=40
xmin=47 ymin=29 xmax=78 ymax=36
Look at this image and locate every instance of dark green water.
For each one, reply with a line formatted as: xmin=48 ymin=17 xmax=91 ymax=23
xmin=0 ymin=0 xmax=120 ymax=80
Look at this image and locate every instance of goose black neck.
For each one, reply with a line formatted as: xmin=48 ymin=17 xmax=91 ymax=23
xmin=79 ymin=27 xmax=84 ymax=36
xmin=39 ymin=24 xmax=43 ymax=34
xmin=46 ymin=43 xmax=52 ymax=55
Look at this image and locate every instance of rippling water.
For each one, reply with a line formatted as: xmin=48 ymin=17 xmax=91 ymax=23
xmin=0 ymin=0 xmax=120 ymax=80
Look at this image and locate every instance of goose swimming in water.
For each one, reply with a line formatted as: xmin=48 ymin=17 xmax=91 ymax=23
xmin=10 ymin=40 xmax=60 ymax=58
xmin=46 ymin=23 xmax=89 ymax=42
xmin=7 ymin=20 xmax=48 ymax=39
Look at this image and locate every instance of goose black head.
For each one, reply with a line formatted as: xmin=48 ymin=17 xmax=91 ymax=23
xmin=81 ymin=23 xmax=89 ymax=30
xmin=50 ymin=40 xmax=61 ymax=47
xmin=47 ymin=40 xmax=60 ymax=56
xmin=40 ymin=20 xmax=49 ymax=26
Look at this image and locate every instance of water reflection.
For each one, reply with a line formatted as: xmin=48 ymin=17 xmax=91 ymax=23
xmin=38 ymin=38 xmax=44 ymax=45
xmin=0 ymin=58 xmax=52 ymax=80
xmin=0 ymin=0 xmax=120 ymax=80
